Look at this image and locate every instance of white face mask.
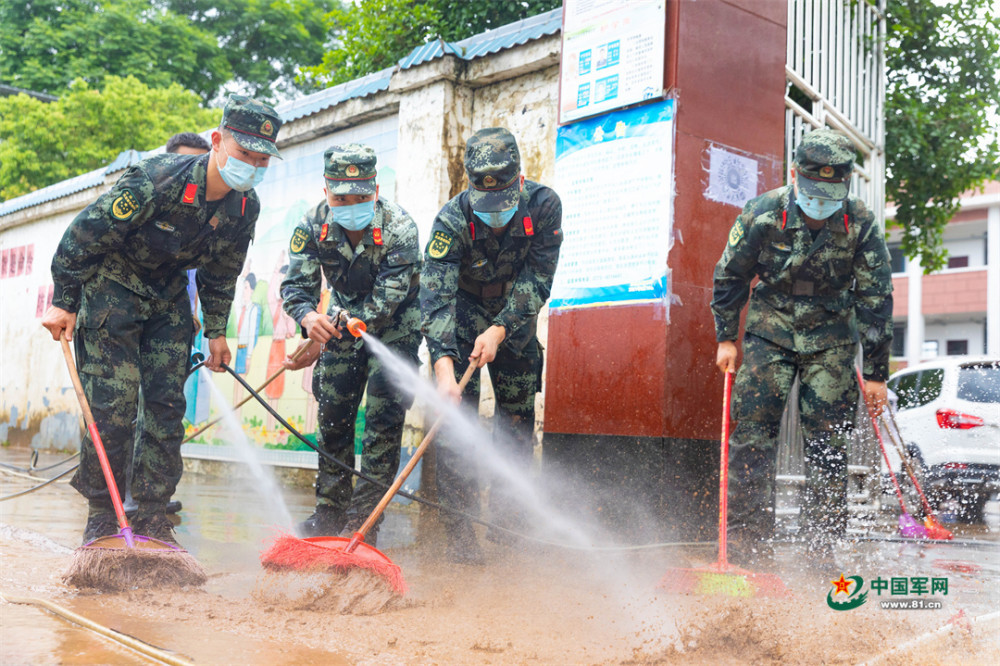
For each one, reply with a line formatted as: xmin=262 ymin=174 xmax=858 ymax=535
xmin=795 ymin=184 xmax=844 ymax=220
xmin=216 ymin=141 xmax=267 ymax=192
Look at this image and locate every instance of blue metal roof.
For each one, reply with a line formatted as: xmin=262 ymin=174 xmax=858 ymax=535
xmin=398 ymin=7 xmax=562 ymax=70
xmin=276 ymin=66 xmax=395 ymax=123
xmin=0 ymin=150 xmax=146 ymax=218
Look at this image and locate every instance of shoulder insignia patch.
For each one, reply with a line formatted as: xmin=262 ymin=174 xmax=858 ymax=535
xmin=728 ymin=220 xmax=745 ymax=246
xmin=372 ymin=228 xmax=383 ymax=245
xmin=182 ymin=183 xmax=198 ymax=205
xmin=319 ymin=223 xmax=329 ymax=242
xmin=111 ymin=189 xmax=140 ymax=221
xmin=428 ymin=230 xmax=452 ymax=259
xmin=290 ymin=228 xmax=310 ymax=254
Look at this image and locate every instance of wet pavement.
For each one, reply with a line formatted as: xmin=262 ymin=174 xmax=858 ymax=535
xmin=2 ymin=447 xmax=999 ymax=665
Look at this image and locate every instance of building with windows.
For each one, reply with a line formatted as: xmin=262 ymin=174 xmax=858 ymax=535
xmin=888 ymin=181 xmax=1000 ymax=370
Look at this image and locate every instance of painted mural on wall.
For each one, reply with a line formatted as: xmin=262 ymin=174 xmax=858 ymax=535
xmin=181 ymin=117 xmax=400 ymax=455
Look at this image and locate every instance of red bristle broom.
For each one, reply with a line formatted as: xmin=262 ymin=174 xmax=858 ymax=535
xmin=658 ymin=370 xmax=787 ymax=597
xmin=260 ymin=359 xmax=479 ymax=596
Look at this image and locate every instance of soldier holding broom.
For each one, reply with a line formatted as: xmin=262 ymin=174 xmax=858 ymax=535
xmin=711 ymin=129 xmax=893 ymax=568
xmin=421 ymin=128 xmax=562 ymax=564
xmin=42 ymin=95 xmax=283 ymax=549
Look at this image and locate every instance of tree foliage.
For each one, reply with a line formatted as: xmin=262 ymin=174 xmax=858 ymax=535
xmin=0 ymin=0 xmax=337 ymax=101
xmin=0 ymin=76 xmax=220 ymax=200
xmin=884 ymin=0 xmax=1000 ymax=272
xmin=302 ymin=0 xmax=561 ymax=87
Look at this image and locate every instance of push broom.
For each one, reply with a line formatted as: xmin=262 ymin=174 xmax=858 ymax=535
xmin=260 ymin=343 xmax=480 ymax=597
xmin=659 ymin=370 xmax=787 ymax=597
xmin=878 ymin=409 xmax=952 ymax=540
xmin=60 ymin=334 xmax=207 ymax=591
xmin=855 ymin=368 xmax=930 ymax=539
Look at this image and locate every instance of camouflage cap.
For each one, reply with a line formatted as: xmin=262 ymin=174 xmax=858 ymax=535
xmin=324 ymin=144 xmax=377 ymax=195
xmin=465 ymin=128 xmax=521 ymax=212
xmin=794 ymin=128 xmax=855 ymax=200
xmin=221 ymin=94 xmax=283 ymax=159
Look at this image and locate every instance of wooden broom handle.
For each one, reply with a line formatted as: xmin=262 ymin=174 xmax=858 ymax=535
xmin=349 ymin=360 xmax=480 ymax=546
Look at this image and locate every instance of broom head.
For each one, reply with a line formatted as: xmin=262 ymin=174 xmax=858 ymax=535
xmin=260 ymin=533 xmax=408 ymax=596
xmin=898 ymin=512 xmax=929 ymax=539
xmin=64 ymin=532 xmax=207 ymax=591
xmin=924 ymin=516 xmax=953 ymax=540
xmin=658 ymin=562 xmax=788 ymax=598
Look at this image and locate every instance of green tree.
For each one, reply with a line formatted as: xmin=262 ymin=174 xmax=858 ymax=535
xmin=0 ymin=76 xmax=220 ymax=200
xmin=0 ymin=0 xmax=231 ymax=99
xmin=302 ymin=0 xmax=560 ymax=87
xmin=884 ymin=0 xmax=1000 ymax=272
xmin=0 ymin=0 xmax=337 ymax=101
xmin=163 ymin=0 xmax=338 ymax=99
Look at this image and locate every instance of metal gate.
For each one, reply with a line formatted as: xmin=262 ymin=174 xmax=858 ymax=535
xmin=777 ymin=0 xmax=887 ymax=535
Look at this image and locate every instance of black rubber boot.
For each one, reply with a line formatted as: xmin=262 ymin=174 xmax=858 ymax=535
xmin=81 ymin=512 xmax=119 ymax=545
xmin=297 ymin=506 xmax=345 ymax=538
xmin=133 ymin=513 xmax=179 ymax=545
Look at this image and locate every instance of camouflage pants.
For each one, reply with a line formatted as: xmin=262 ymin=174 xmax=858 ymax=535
xmin=728 ymin=334 xmax=858 ymax=547
xmin=70 ymin=274 xmax=192 ymax=516
xmin=436 ymin=336 xmax=543 ymax=537
xmin=312 ymin=331 xmax=420 ymax=529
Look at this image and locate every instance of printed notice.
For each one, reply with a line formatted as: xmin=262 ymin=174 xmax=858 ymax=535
xmin=551 ymin=99 xmax=674 ymax=310
xmin=559 ymin=0 xmax=666 ymax=124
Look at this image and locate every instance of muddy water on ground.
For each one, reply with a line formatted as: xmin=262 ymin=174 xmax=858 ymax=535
xmin=3 ymin=448 xmax=1000 ymax=665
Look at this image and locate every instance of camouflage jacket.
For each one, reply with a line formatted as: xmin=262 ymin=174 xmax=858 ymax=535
xmin=711 ymin=185 xmax=893 ymax=381
xmin=420 ymin=181 xmax=562 ymax=363
xmin=280 ymin=198 xmax=420 ymax=345
xmin=51 ymin=153 xmax=259 ymax=339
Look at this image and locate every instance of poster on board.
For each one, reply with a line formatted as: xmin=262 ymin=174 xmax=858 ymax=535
xmin=559 ymin=0 xmax=666 ymax=124
xmin=550 ymin=98 xmax=674 ymax=311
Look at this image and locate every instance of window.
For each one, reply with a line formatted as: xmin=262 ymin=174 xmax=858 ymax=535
xmin=888 ymin=244 xmax=906 ymax=273
xmin=893 ymin=372 xmax=920 ymax=410
xmin=946 ymin=256 xmax=969 ymax=269
xmin=946 ymin=340 xmax=968 ymax=356
xmin=923 ymin=340 xmax=939 ymax=359
xmin=915 ymin=369 xmax=944 ymax=406
xmin=891 ymin=324 xmax=906 ymax=357
xmin=957 ymin=363 xmax=1000 ymax=403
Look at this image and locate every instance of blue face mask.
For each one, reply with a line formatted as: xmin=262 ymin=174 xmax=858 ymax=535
xmin=473 ymin=208 xmax=517 ymax=228
xmin=331 ymin=200 xmax=376 ymax=231
xmin=796 ymin=188 xmax=844 ymax=220
xmin=217 ymin=142 xmax=267 ymax=192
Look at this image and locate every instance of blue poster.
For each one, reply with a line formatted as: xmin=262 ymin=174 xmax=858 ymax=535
xmin=551 ymin=99 xmax=675 ymax=310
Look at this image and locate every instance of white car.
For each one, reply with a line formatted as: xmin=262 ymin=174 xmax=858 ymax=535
xmin=882 ymin=357 xmax=1000 ymax=524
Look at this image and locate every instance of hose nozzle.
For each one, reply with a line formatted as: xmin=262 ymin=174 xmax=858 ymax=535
xmin=346 ymin=317 xmax=366 ymax=338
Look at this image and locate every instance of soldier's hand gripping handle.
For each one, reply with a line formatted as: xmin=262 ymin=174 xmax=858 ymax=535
xmin=301 ymin=309 xmax=343 ymax=344
xmin=716 ymin=340 xmax=738 ymax=373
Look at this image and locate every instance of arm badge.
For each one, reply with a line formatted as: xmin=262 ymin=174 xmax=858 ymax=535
xmin=428 ymin=230 xmax=452 ymax=259
xmin=110 ymin=189 xmax=141 ymax=221
xmin=290 ymin=228 xmax=310 ymax=254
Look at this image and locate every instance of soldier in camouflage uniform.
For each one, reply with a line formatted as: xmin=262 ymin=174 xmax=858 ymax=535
xmin=711 ymin=129 xmax=893 ymax=565
xmin=421 ymin=128 xmax=562 ymax=564
xmin=281 ymin=144 xmax=421 ymax=544
xmin=42 ymin=95 xmax=283 ymax=545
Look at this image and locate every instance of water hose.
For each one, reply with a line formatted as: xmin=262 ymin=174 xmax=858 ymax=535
xmin=0 ymin=592 xmax=195 ymax=666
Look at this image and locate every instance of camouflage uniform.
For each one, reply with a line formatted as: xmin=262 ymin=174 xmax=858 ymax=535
xmin=281 ymin=144 xmax=421 ymax=541
xmin=420 ymin=128 xmax=562 ymax=550
xmin=51 ymin=96 xmax=281 ymax=531
xmin=711 ymin=129 xmax=893 ymax=558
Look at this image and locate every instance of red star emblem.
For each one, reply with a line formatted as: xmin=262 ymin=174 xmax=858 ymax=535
xmin=831 ymin=574 xmax=853 ymax=596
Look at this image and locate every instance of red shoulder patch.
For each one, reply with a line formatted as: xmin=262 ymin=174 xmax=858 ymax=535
xmin=319 ymin=223 xmax=329 ymax=242
xmin=373 ymin=228 xmax=383 ymax=245
xmin=522 ymin=216 xmax=534 ymax=236
xmin=182 ymin=183 xmax=198 ymax=205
